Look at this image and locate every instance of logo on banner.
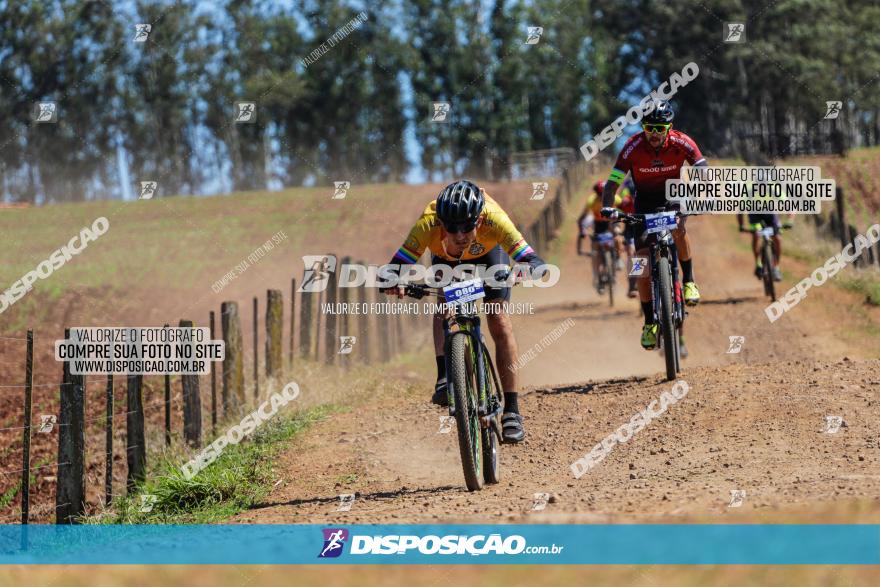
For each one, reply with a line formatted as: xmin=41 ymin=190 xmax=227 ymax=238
xmin=319 ymin=528 xmax=349 ymax=558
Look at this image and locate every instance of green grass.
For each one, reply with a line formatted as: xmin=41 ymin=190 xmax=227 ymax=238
xmin=0 ymin=455 xmax=53 ymax=510
xmin=838 ymin=273 xmax=880 ymax=306
xmin=335 ymin=473 xmax=358 ymax=486
xmin=86 ymin=404 xmax=344 ymax=524
xmin=0 ymin=177 xmax=555 ymax=332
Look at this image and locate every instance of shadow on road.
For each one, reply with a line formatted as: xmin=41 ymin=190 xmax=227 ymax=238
xmin=246 ymin=484 xmax=462 ymax=511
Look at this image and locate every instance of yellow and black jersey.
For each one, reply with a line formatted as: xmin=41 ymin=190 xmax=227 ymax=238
xmin=392 ymin=194 xmax=539 ymax=265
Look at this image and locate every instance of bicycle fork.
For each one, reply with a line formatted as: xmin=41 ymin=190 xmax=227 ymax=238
xmin=650 ymin=243 xmax=686 ymax=329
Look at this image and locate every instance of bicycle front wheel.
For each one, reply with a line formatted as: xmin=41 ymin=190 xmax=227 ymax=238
xmin=449 ymin=332 xmax=483 ymax=491
xmin=658 ymin=256 xmax=678 ymax=381
xmin=480 ymin=341 xmax=502 ymax=485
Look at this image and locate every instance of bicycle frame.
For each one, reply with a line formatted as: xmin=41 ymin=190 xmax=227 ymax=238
xmin=646 ymin=231 xmax=684 ymax=328
xmin=441 ymin=307 xmax=485 ymax=416
xmin=621 ymin=210 xmax=687 ymax=328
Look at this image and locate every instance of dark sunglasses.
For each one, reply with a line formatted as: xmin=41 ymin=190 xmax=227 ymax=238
xmin=642 ymin=123 xmax=671 ymax=133
xmin=442 ymin=221 xmax=477 ymax=234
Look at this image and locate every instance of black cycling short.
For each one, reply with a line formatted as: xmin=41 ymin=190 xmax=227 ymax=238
xmin=748 ymin=213 xmax=780 ymax=235
xmin=430 ymin=245 xmax=511 ymax=302
xmin=592 ymin=220 xmax=611 ymax=234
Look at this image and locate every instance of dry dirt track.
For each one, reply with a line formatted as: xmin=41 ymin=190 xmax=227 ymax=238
xmin=231 ymin=211 xmax=880 ymax=525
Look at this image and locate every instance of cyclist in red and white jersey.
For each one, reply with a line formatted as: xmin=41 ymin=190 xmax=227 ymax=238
xmin=600 ymin=101 xmax=708 ymax=349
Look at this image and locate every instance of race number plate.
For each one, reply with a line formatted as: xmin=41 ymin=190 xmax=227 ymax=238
xmin=443 ymin=278 xmax=486 ymax=305
xmin=758 ymin=226 xmax=775 ymax=238
xmin=596 ymin=231 xmax=615 ymax=244
xmin=643 ymin=211 xmax=678 ymax=234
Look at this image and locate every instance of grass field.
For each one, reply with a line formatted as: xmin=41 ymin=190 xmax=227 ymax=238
xmin=0 ymin=178 xmax=561 ymax=333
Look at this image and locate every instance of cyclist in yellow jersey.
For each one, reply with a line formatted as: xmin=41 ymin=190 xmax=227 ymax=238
xmin=382 ymin=180 xmax=546 ymax=443
xmin=392 ymin=195 xmax=540 ymax=266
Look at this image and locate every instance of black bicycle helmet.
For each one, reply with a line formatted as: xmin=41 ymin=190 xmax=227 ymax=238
xmin=436 ymin=180 xmax=484 ymax=225
xmin=643 ymin=100 xmax=674 ymax=124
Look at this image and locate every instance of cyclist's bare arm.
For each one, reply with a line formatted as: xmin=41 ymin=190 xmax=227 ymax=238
xmin=601 ymin=180 xmax=620 ymax=209
xmin=382 ymin=217 xmax=430 ymax=298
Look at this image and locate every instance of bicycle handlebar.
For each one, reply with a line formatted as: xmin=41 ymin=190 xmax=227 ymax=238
xmin=402 ymin=276 xmax=521 ymax=300
xmin=618 ymin=209 xmax=696 ymax=225
xmin=743 ymin=225 xmax=787 ymax=234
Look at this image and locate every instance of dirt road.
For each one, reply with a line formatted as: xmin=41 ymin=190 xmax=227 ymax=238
xmin=230 ymin=209 xmax=880 ymax=525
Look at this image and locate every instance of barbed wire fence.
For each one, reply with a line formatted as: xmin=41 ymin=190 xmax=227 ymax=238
xmin=0 ymin=159 xmax=595 ymax=525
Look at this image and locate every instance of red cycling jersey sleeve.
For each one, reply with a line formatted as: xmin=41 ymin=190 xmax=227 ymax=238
xmin=669 ymin=131 xmax=705 ymax=166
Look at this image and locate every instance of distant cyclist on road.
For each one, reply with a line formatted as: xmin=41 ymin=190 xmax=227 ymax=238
xmin=577 ymin=180 xmax=625 ymax=294
xmin=619 ymin=177 xmax=638 ymax=297
xmin=737 ymin=212 xmax=794 ymax=281
xmin=600 ymin=100 xmax=708 ymax=350
xmin=381 ymin=180 xmax=546 ymax=443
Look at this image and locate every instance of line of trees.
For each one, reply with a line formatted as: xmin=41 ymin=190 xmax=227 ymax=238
xmin=1 ymin=0 xmax=878 ymax=203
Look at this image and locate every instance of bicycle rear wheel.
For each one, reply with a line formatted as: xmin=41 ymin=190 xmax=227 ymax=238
xmin=658 ymin=257 xmax=678 ymax=381
xmin=762 ymin=241 xmax=776 ymax=301
xmin=604 ymin=249 xmax=615 ymax=307
xmin=449 ymin=332 xmax=483 ymax=491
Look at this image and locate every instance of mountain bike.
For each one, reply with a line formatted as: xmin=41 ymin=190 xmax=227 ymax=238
xmin=591 ymin=230 xmax=617 ymax=307
xmin=620 ymin=209 xmax=689 ymax=381
xmin=746 ymin=222 xmax=785 ymax=302
xmin=404 ymin=278 xmax=503 ymax=491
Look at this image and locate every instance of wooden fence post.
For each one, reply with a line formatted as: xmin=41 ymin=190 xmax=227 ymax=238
xmin=180 ymin=319 xmax=202 ymax=447
xmin=125 ymin=374 xmax=146 ymax=492
xmin=21 ymin=330 xmax=33 ymax=525
xmin=209 ymin=310 xmax=217 ymax=434
xmin=289 ymin=278 xmax=296 ymax=368
xmin=835 ymin=187 xmax=847 ymax=250
xmin=393 ymin=304 xmax=404 ymax=357
xmin=104 ymin=374 xmax=113 ymax=506
xmin=848 ymin=224 xmax=862 ymax=267
xmin=324 ymin=258 xmax=338 ymax=366
xmin=253 ymin=297 xmax=259 ymax=398
xmin=300 ymin=276 xmax=313 ymax=360
xmin=358 ymin=278 xmax=371 ymax=365
xmin=543 ymin=206 xmax=553 ymax=241
xmin=164 ymin=324 xmax=171 ymax=447
xmin=387 ymin=304 xmax=396 ymax=358
xmin=339 ymin=257 xmax=352 ymax=368
xmin=266 ymin=289 xmax=283 ymax=377
xmin=562 ymin=168 xmax=571 ymax=203
xmin=57 ymin=332 xmax=86 ymax=524
xmin=222 ymin=301 xmax=245 ymax=411
xmin=315 ymin=288 xmax=324 ymax=362
xmin=379 ymin=295 xmax=392 ymax=363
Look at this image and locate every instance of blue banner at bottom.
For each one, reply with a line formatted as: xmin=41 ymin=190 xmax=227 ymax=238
xmin=0 ymin=524 xmax=878 ymax=564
